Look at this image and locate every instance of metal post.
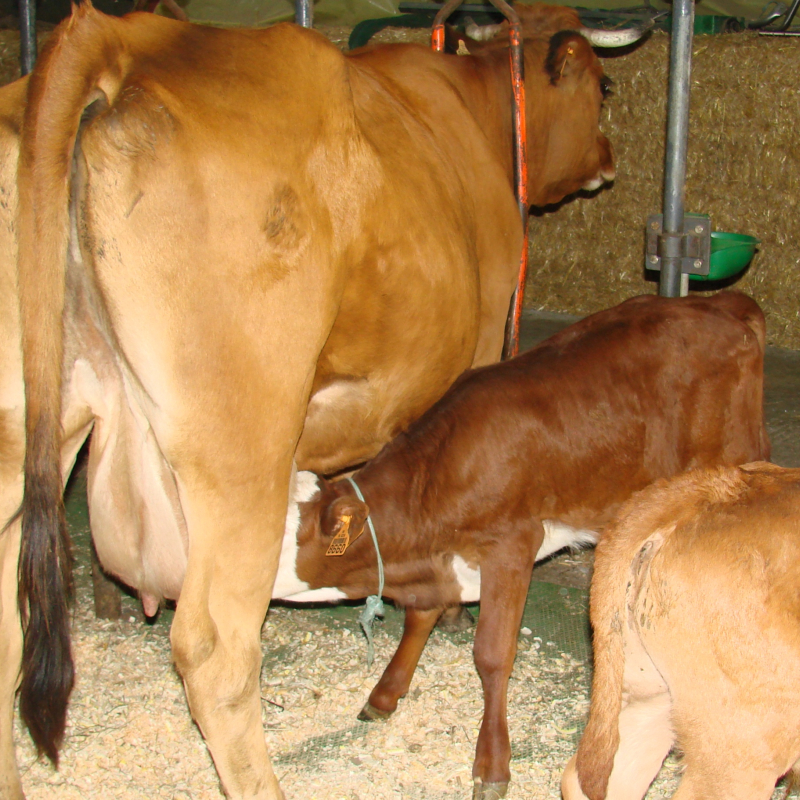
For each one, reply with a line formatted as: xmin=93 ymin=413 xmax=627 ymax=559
xmin=19 ymin=0 xmax=37 ymax=76
xmin=295 ymin=0 xmax=313 ymax=28
xmin=659 ymin=0 xmax=694 ymax=297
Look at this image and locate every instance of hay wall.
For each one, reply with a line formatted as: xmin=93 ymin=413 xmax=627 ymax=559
xmin=526 ymin=31 xmax=800 ymax=348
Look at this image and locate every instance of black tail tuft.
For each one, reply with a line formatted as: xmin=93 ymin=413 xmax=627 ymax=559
xmin=17 ymin=457 xmax=74 ymax=765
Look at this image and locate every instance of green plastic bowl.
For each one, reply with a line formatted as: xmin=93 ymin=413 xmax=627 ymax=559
xmin=690 ymin=231 xmax=760 ymax=282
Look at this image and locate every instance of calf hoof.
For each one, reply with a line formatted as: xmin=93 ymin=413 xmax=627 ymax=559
xmin=357 ymin=702 xmax=393 ymax=722
xmin=472 ymin=780 xmax=508 ymax=800
xmin=437 ymin=606 xmax=475 ymax=633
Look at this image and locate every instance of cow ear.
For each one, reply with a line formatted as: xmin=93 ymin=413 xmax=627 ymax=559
xmin=444 ymin=24 xmax=470 ymax=55
xmin=322 ymin=495 xmax=369 ymax=557
xmin=545 ymin=31 xmax=592 ymax=85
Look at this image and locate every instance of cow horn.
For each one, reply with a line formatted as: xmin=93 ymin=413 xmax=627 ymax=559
xmin=580 ymin=23 xmax=650 ymax=47
xmin=464 ymin=19 xmax=504 ymax=41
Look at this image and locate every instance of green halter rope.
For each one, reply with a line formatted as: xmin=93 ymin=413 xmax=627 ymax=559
xmin=346 ymin=476 xmax=385 ymax=667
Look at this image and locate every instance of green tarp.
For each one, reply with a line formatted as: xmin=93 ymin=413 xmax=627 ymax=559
xmin=171 ymin=0 xmax=778 ymax=28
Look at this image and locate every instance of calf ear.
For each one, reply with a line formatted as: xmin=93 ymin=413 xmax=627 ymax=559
xmin=544 ymin=30 xmax=594 ymax=85
xmin=322 ymin=496 xmax=369 ymax=557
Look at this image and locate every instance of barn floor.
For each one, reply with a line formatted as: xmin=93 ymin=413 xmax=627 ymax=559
xmin=12 ymin=309 xmax=800 ymax=800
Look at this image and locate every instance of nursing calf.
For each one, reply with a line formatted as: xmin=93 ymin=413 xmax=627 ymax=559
xmin=562 ymin=461 xmax=800 ymax=800
xmin=275 ymin=291 xmax=770 ymax=799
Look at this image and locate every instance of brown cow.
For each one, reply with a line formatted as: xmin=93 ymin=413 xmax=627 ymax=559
xmin=561 ymin=461 xmax=800 ymax=800
xmin=273 ymin=292 xmax=770 ymax=799
xmin=2 ymin=2 xmax=636 ymax=797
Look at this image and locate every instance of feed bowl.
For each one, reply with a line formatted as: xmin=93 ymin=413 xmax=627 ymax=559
xmin=691 ymin=231 xmax=760 ymax=282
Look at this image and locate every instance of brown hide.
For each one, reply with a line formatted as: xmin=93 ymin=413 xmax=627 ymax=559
xmin=5 ymin=2 xmax=620 ymax=798
xmin=563 ymin=462 xmax=800 ymax=800
xmin=292 ymin=291 xmax=769 ymax=797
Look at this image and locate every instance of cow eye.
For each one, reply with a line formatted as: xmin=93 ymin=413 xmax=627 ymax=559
xmin=600 ymin=75 xmax=614 ymax=99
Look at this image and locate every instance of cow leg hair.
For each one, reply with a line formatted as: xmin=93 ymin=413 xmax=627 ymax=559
xmin=436 ymin=604 xmax=475 ymax=632
xmin=470 ymin=537 xmax=537 ymax=796
xmin=90 ymin=541 xmax=122 ymax=620
xmin=0 ymin=516 xmax=24 ymax=800
xmin=359 ymin=605 xmax=442 ymax=721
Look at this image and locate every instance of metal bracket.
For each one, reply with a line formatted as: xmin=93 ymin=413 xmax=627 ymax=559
xmin=645 ymin=213 xmax=711 ymax=277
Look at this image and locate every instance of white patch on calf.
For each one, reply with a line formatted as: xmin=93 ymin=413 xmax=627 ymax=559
xmin=452 ymin=555 xmax=481 ymax=603
xmin=272 ymin=470 xmax=326 ymax=600
xmin=537 ymin=520 xmax=599 ymax=562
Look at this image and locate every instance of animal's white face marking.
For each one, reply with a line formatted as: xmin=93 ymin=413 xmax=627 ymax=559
xmin=451 ymin=555 xmax=481 ymax=603
xmin=272 ymin=470 xmax=345 ymax=602
xmin=538 ymin=520 xmax=599 ymax=562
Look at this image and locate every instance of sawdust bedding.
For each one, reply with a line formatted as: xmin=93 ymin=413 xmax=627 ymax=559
xmin=14 ymin=575 xmax=686 ymax=800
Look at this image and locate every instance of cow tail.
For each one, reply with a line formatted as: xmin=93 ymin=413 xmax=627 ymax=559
xmin=16 ymin=1 xmax=126 ymax=763
xmin=574 ymin=494 xmax=668 ymax=800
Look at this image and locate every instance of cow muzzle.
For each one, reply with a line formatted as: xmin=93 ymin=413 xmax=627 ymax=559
xmin=582 ymin=136 xmax=615 ymax=191
xmin=580 ymin=19 xmax=654 ymax=48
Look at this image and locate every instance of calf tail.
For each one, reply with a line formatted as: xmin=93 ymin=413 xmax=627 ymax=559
xmin=16 ymin=1 xmax=129 ymax=763
xmin=574 ymin=489 xmax=671 ymax=800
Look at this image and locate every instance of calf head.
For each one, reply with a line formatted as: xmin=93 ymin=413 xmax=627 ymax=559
xmin=272 ymin=471 xmax=371 ymax=602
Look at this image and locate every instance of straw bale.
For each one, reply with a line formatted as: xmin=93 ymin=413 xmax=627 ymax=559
xmin=526 ymin=31 xmax=800 ymax=348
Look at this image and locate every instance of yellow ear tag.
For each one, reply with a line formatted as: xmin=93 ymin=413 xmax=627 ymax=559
xmin=559 ymin=45 xmax=575 ymax=78
xmin=457 ymin=40 xmax=470 ymax=56
xmin=326 ymin=514 xmax=353 ymax=557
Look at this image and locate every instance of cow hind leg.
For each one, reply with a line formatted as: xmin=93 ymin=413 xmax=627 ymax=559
xmin=671 ymin=764 xmax=780 ymax=800
xmin=0 ymin=517 xmax=23 ymax=800
xmin=359 ymin=605 xmax=442 ymax=721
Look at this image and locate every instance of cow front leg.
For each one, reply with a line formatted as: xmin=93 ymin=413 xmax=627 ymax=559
xmin=359 ymin=605 xmax=442 ymax=721
xmin=471 ymin=538 xmax=537 ymax=800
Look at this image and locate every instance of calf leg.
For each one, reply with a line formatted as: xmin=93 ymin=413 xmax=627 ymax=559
xmin=471 ymin=539 xmax=537 ymax=799
xmin=359 ymin=606 xmax=441 ymax=721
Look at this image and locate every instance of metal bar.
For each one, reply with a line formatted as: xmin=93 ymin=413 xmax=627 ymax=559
xmin=19 ymin=0 xmax=37 ymax=76
xmin=431 ymin=0 xmax=529 ymax=359
xmin=659 ymin=0 xmax=694 ymax=297
xmin=295 ymin=0 xmax=314 ymax=28
xmin=776 ymin=0 xmax=800 ymax=29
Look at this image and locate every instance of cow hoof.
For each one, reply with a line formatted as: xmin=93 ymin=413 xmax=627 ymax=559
xmin=472 ymin=780 xmax=508 ymax=800
xmin=357 ymin=702 xmax=393 ymax=722
xmin=437 ymin=606 xmax=475 ymax=633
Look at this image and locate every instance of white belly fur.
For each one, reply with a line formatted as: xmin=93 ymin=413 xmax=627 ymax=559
xmin=272 ymin=469 xmax=346 ymax=603
xmin=451 ymin=521 xmax=598 ymax=603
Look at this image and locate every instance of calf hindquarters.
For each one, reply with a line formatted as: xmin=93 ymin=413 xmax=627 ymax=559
xmin=566 ymin=463 xmax=800 ymax=800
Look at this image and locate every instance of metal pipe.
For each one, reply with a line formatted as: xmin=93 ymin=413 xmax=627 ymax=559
xmin=659 ymin=0 xmax=694 ymax=298
xmin=19 ymin=0 xmax=37 ymax=76
xmin=295 ymin=0 xmax=313 ymax=28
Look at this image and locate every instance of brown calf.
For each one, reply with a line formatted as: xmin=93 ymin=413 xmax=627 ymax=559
xmin=562 ymin=461 xmax=800 ymax=800
xmin=274 ymin=291 xmax=770 ymax=799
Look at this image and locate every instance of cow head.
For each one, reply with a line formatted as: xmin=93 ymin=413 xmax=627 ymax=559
xmin=456 ymin=3 xmax=648 ymax=207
